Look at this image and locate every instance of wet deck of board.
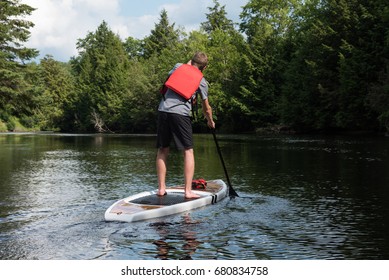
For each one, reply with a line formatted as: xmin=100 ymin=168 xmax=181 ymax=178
xmin=129 ymin=192 xmax=197 ymax=206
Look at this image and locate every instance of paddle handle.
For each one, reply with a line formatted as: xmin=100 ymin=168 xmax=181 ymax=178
xmin=211 ymin=130 xmax=239 ymax=197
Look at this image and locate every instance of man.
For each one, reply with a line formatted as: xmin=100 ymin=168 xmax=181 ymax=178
xmin=156 ymin=52 xmax=215 ymax=199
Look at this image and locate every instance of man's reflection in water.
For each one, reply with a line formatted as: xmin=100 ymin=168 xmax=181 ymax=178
xmin=151 ymin=214 xmax=201 ymax=260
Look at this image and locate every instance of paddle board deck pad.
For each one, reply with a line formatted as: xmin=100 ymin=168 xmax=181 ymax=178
xmin=104 ymin=179 xmax=228 ymax=223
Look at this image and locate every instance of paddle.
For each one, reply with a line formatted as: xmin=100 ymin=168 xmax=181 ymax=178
xmin=211 ymin=129 xmax=239 ymax=197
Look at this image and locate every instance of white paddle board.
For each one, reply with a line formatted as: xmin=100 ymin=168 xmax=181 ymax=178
xmin=104 ymin=179 xmax=228 ymax=222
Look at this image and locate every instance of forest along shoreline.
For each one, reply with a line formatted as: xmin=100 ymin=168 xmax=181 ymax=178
xmin=2 ymin=1 xmax=388 ymax=136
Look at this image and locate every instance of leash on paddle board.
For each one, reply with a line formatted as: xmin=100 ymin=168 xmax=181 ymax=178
xmin=211 ymin=129 xmax=239 ymax=198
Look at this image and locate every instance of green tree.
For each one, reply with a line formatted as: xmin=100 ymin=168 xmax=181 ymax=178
xmin=123 ymin=36 xmax=143 ymax=60
xmin=281 ymin=0 xmax=388 ymax=132
xmin=121 ymin=60 xmax=158 ymax=132
xmin=142 ymin=9 xmax=180 ymax=59
xmin=239 ymin=0 xmax=298 ymax=130
xmin=201 ymin=0 xmax=235 ymax=34
xmin=199 ymin=0 xmax=248 ymax=131
xmin=0 ymin=0 xmax=38 ymax=128
xmin=280 ymin=0 xmax=328 ymax=131
xmin=36 ymin=55 xmax=75 ymax=131
xmin=365 ymin=0 xmax=389 ymax=134
xmin=71 ymin=21 xmax=130 ymax=132
xmin=367 ymin=65 xmax=389 ymax=134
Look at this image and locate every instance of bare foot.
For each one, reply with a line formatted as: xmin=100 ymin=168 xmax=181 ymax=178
xmin=157 ymin=190 xmax=167 ymax=196
xmin=185 ymin=192 xmax=200 ymax=199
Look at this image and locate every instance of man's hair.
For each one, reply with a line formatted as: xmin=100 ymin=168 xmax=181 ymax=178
xmin=191 ymin=52 xmax=208 ymax=71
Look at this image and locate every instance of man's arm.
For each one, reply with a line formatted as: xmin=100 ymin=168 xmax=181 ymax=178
xmin=202 ymin=98 xmax=215 ymax=129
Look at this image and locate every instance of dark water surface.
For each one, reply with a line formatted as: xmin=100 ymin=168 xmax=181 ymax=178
xmin=0 ymin=133 xmax=388 ymax=260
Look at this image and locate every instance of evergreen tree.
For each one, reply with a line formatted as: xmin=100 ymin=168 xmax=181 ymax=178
xmin=281 ymin=0 xmax=388 ymax=132
xmin=123 ymin=36 xmax=143 ymax=60
xmin=71 ymin=21 xmax=130 ymax=132
xmin=121 ymin=59 xmax=158 ymax=133
xmin=365 ymin=0 xmax=389 ymax=133
xmin=239 ymin=0 xmax=298 ymax=129
xmin=201 ymin=0 xmax=235 ymax=34
xmin=0 ymin=0 xmax=38 ymax=128
xmin=142 ymin=9 xmax=180 ymax=59
xmin=200 ymin=0 xmax=248 ymax=131
xmin=280 ymin=0 xmax=328 ymax=131
xmin=37 ymin=55 xmax=75 ymax=131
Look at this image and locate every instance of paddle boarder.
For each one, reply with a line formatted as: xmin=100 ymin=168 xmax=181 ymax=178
xmin=156 ymin=52 xmax=215 ymax=199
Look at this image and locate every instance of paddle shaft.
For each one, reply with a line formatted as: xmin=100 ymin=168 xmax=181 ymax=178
xmin=211 ymin=130 xmax=239 ymax=197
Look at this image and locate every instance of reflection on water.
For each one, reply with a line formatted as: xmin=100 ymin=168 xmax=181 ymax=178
xmin=151 ymin=215 xmax=202 ymax=260
xmin=0 ymin=133 xmax=388 ymax=259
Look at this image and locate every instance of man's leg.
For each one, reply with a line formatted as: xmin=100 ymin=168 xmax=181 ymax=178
xmin=156 ymin=147 xmax=169 ymax=196
xmin=183 ymin=148 xmax=200 ymax=199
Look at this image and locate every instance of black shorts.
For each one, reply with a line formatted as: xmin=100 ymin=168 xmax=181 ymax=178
xmin=156 ymin=112 xmax=193 ymax=150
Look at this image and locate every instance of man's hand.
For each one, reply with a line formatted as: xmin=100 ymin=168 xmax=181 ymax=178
xmin=207 ymin=119 xmax=215 ymax=129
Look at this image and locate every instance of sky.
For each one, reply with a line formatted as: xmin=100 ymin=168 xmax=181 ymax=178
xmin=20 ymin=0 xmax=248 ymax=62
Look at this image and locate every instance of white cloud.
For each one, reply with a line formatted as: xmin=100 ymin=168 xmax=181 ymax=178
xmin=161 ymin=0 xmax=208 ymax=32
xmin=22 ymin=0 xmax=130 ymax=61
xmin=120 ymin=14 xmax=159 ymax=39
xmin=21 ymin=0 xmax=247 ymax=62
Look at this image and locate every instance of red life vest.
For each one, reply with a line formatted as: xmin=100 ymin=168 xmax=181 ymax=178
xmin=192 ymin=178 xmax=207 ymax=189
xmin=164 ymin=64 xmax=203 ymax=100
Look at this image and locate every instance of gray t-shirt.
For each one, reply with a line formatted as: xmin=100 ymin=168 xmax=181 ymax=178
xmin=158 ymin=63 xmax=208 ymax=116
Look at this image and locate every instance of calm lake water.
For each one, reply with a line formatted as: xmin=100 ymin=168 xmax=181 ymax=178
xmin=0 ymin=133 xmax=388 ymax=260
